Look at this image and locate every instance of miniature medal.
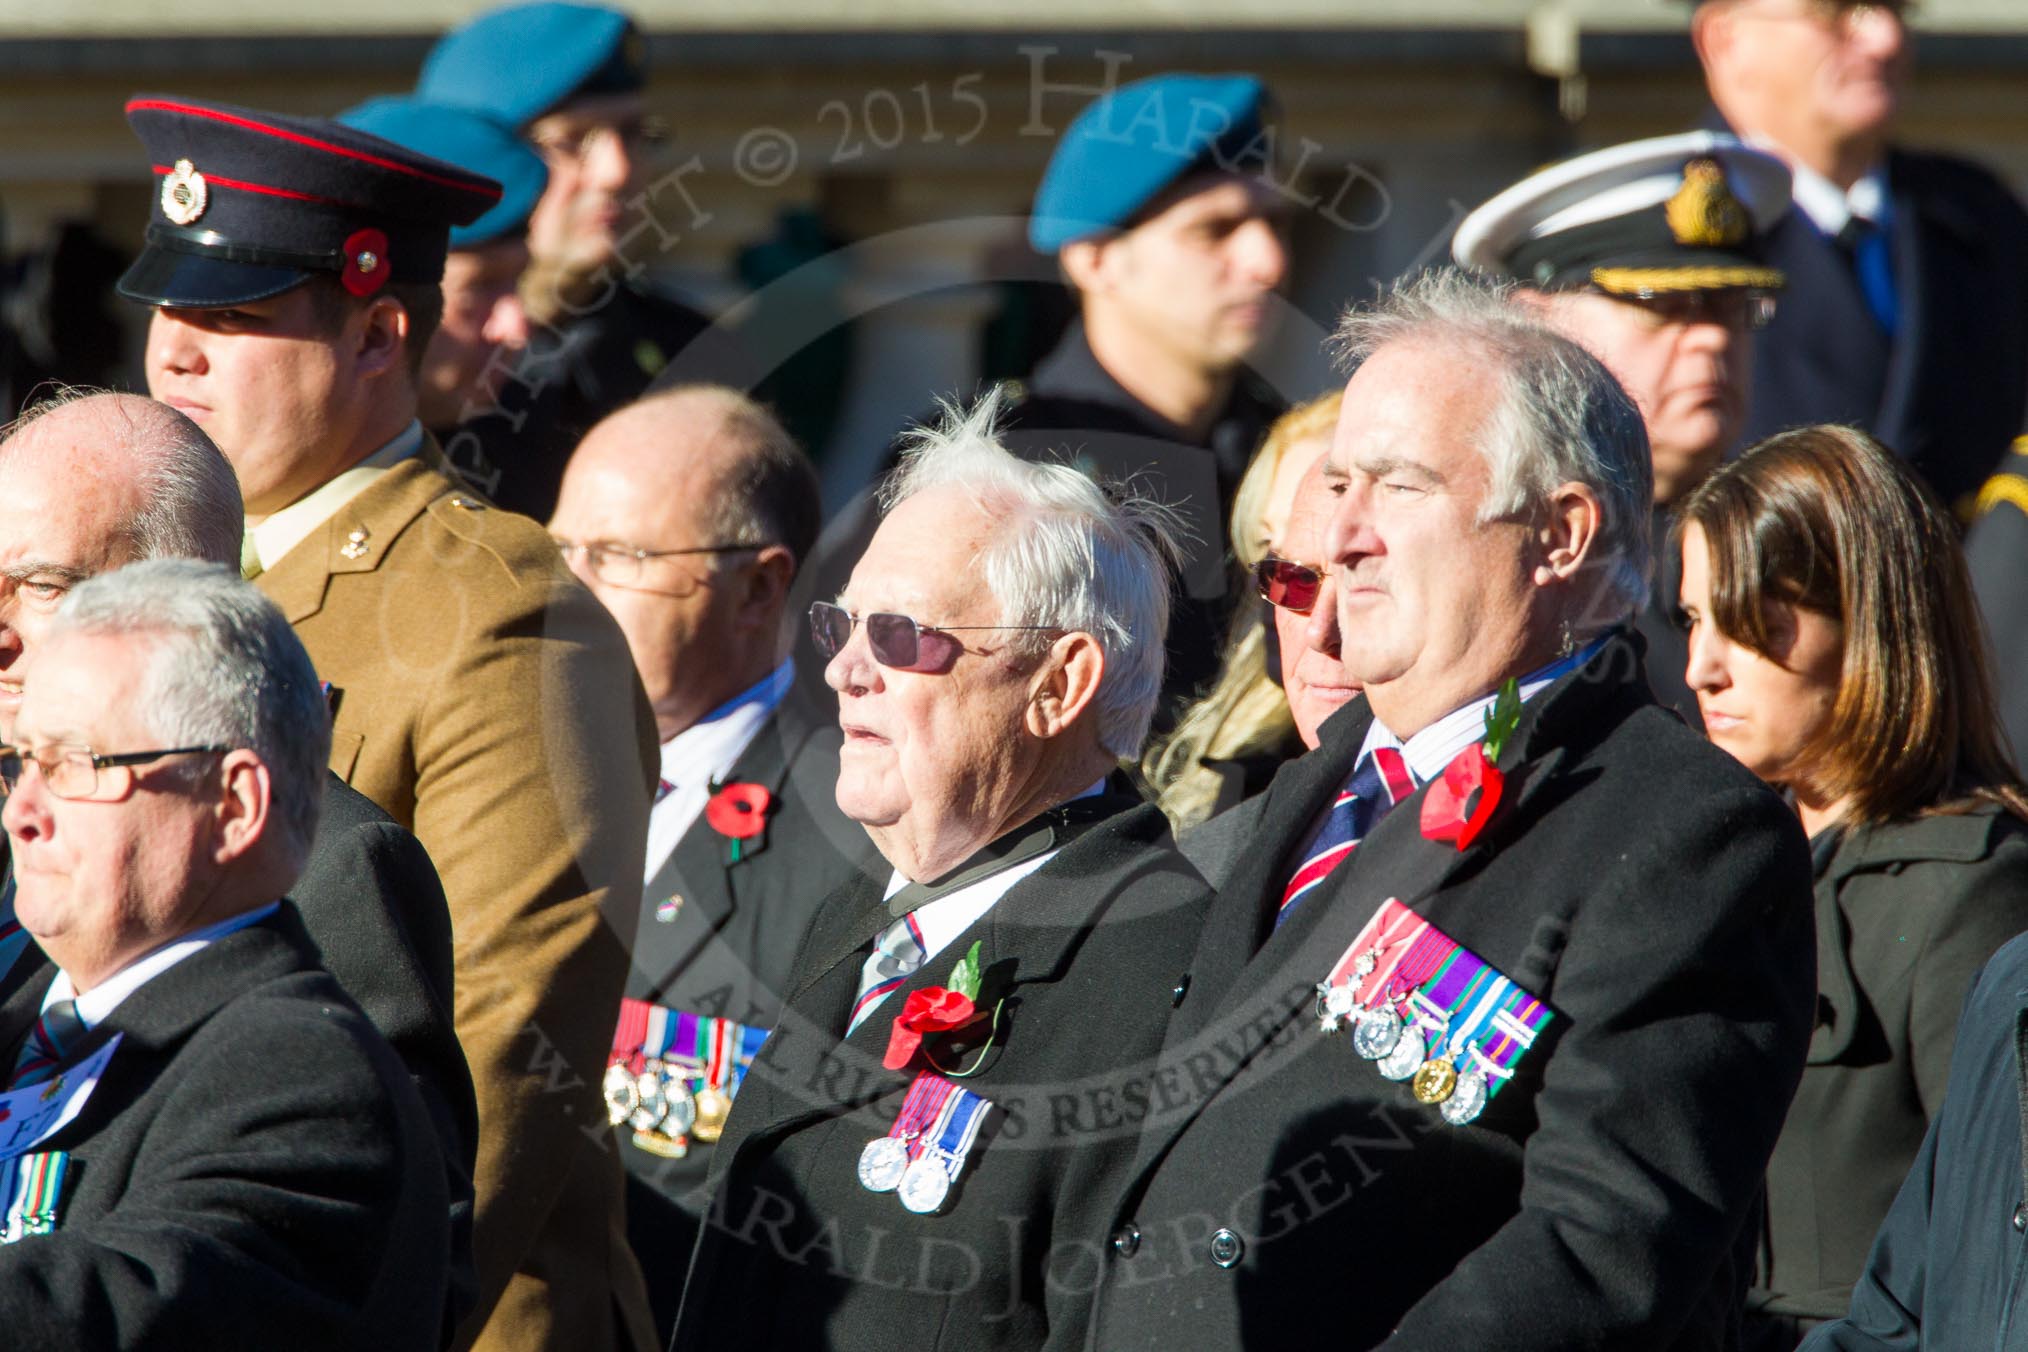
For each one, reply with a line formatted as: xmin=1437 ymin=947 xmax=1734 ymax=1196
xmin=1412 ymin=1057 xmax=1459 ymax=1104
xmin=897 ymin=1153 xmax=953 ymax=1214
xmin=858 ymin=1136 xmax=912 ymax=1193
xmin=1376 ymin=1022 xmax=1426 ymax=1081
xmin=691 ymin=1086 xmax=732 ymax=1143
xmin=1351 ymin=1005 xmax=1403 ymax=1060
xmin=1440 ymin=1068 xmax=1489 ymax=1126
xmin=603 ymin=1062 xmax=640 ymax=1127
xmin=629 ymin=1068 xmax=669 ymax=1133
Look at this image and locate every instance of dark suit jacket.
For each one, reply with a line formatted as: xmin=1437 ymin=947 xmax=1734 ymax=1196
xmin=616 ymin=701 xmax=876 ymax=1335
xmin=1090 ymin=631 xmax=1817 ymax=1350
xmin=1737 ymin=140 xmax=2028 ymax=515
xmin=1799 ymin=930 xmax=2028 ymax=1351
xmin=672 ymin=799 xmax=1213 ymax=1351
xmin=1748 ymin=805 xmax=2028 ymax=1340
xmin=1965 ymin=437 xmax=2028 ymax=759
xmin=0 ymin=906 xmax=451 ymax=1350
xmin=0 ymin=773 xmax=478 ymax=1337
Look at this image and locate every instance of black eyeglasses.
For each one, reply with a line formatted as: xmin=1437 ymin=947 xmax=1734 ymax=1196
xmin=1595 ymin=287 xmax=1778 ymax=333
xmin=808 ymin=602 xmax=1059 ymax=673
xmin=1254 ymin=558 xmax=1324 ymax=615
xmin=0 ymin=743 xmax=231 ymax=800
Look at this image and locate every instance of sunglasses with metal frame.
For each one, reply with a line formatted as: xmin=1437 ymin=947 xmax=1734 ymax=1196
xmin=808 ymin=601 xmax=1060 ymax=673
xmin=1253 ymin=557 xmax=1324 ymax=615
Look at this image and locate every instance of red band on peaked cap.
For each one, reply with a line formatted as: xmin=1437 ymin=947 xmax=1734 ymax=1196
xmin=151 ymin=164 xmax=349 ymax=209
xmin=128 ymin=98 xmax=502 ymax=204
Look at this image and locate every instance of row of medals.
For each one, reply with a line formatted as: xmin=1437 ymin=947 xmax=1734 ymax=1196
xmin=1317 ymin=956 xmax=1490 ymax=1127
xmin=856 ymin=1131 xmax=954 ymax=1215
xmin=604 ymin=1057 xmax=732 ymax=1157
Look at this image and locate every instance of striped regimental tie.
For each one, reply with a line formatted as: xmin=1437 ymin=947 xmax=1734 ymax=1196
xmin=1276 ymin=746 xmax=1415 ymax=930
xmin=8 ymin=999 xmax=84 ymax=1091
xmin=845 ymin=912 xmax=927 ymax=1036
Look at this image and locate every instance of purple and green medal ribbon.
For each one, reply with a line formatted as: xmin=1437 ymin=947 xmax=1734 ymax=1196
xmin=641 ymin=1009 xmax=768 ymax=1097
xmin=1416 ymin=946 xmax=1553 ymax=1100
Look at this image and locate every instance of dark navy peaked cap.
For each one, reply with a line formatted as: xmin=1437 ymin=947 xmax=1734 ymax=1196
xmin=118 ymin=95 xmax=503 ymax=309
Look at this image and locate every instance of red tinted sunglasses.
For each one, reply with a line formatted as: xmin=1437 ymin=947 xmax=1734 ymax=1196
xmin=1253 ymin=558 xmax=1324 ymax=614
xmin=808 ymin=601 xmax=1058 ymax=673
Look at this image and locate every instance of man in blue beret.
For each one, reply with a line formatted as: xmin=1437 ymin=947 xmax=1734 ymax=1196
xmin=340 ymin=96 xmax=549 ymax=503
xmin=115 ymin=94 xmax=660 ymax=1352
xmin=417 ymin=1 xmax=745 ymax=521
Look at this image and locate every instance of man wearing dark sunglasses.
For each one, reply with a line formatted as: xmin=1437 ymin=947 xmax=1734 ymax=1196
xmin=1455 ymin=131 xmax=1793 ymax=727
xmin=675 ymin=394 xmax=1212 ymax=1350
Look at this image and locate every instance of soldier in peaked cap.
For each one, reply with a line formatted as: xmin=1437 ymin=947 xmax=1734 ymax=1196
xmin=417 ymin=1 xmax=747 ymax=521
xmin=1454 ymin=131 xmax=1792 ymax=726
xmin=799 ymin=72 xmax=1291 ymax=730
xmin=118 ymin=96 xmax=660 ymax=1352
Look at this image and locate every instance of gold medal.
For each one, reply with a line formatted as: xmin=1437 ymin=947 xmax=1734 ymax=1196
xmin=1412 ymin=1057 xmax=1458 ymax=1104
xmin=691 ymin=1086 xmax=732 ymax=1142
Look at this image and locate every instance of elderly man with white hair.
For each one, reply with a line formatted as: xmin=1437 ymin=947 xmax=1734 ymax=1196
xmin=671 ymin=395 xmax=1213 ymax=1351
xmin=1091 ymin=270 xmax=1816 ymax=1349
xmin=0 ymin=560 xmax=450 ymax=1349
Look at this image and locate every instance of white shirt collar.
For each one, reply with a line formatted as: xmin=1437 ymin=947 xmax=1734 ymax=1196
xmin=48 ymin=902 xmax=281 ymax=1030
xmin=1767 ymin=146 xmax=1891 ymax=238
xmin=658 ymin=660 xmax=795 ymax=786
xmin=249 ymin=420 xmax=424 ymax=572
xmin=1358 ymin=636 xmax=1609 ymax=785
xmin=872 ymin=780 xmax=1109 ymax=972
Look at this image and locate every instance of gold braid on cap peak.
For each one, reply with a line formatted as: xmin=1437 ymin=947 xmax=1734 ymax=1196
xmin=1665 ymin=158 xmax=1751 ymax=248
xmin=1590 ymin=264 xmax=1786 ymax=295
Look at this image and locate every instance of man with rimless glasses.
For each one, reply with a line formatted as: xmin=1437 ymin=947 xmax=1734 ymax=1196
xmin=549 ymin=385 xmax=869 ymax=1345
xmin=1454 ymin=131 xmax=1794 ymax=725
xmin=673 ymin=393 xmax=1213 ymax=1350
xmin=0 ymin=561 xmax=452 ymax=1349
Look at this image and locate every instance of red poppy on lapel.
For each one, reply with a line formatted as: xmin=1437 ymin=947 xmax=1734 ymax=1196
xmin=1419 ymin=678 xmax=1521 ymax=852
xmin=1420 ymin=745 xmax=1504 ymax=850
xmin=706 ymin=782 xmax=770 ymax=835
xmin=882 ymin=987 xmax=985 ymax=1071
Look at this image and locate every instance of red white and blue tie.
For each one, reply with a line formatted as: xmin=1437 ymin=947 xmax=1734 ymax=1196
xmin=9 ymin=999 xmax=83 ymax=1091
xmin=846 ymin=912 xmax=928 ymax=1035
xmin=1276 ymin=746 xmax=1415 ymax=929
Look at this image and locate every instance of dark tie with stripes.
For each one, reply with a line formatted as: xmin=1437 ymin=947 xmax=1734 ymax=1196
xmin=1276 ymin=746 xmax=1414 ymax=930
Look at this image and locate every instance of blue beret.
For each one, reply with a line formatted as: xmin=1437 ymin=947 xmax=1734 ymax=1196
xmin=339 ymin=97 xmax=548 ymax=249
xmin=417 ymin=2 xmax=645 ymax=131
xmin=1029 ymin=73 xmax=1272 ymax=254
xmin=117 ymin=94 xmax=501 ymax=309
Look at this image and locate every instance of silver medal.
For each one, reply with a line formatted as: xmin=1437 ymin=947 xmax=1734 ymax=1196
xmin=857 ymin=1136 xmax=910 ymax=1192
xmin=663 ymin=1084 xmax=698 ymax=1137
xmin=1441 ymin=1068 xmax=1490 ymax=1126
xmin=603 ymin=1062 xmax=639 ymax=1127
xmin=1351 ymin=1005 xmax=1403 ymax=1060
xmin=1352 ymin=949 xmax=1378 ymax=978
xmin=1376 ymin=1023 xmax=1426 ymax=1081
xmin=1316 ymin=981 xmax=1357 ymax=1031
xmin=629 ymin=1071 xmax=668 ymax=1133
xmin=897 ymin=1153 xmax=952 ymax=1214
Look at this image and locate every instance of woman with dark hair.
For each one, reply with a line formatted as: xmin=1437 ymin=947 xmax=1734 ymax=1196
xmin=1676 ymin=423 xmax=2028 ymax=1348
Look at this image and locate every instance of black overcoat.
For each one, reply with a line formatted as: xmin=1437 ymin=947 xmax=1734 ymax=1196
xmin=617 ymin=701 xmax=878 ymax=1335
xmin=1090 ymin=631 xmax=1817 ymax=1350
xmin=671 ymin=799 xmax=1212 ymax=1351
xmin=0 ymin=905 xmax=452 ymax=1350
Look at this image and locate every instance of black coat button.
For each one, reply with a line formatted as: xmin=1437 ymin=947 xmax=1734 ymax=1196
xmin=1171 ymin=974 xmax=1191 ymax=1007
xmin=2014 ymin=1203 xmax=2026 ymax=1234
xmin=1209 ymin=1228 xmax=1244 ymax=1268
xmin=1111 ymin=1223 xmax=1140 ymax=1258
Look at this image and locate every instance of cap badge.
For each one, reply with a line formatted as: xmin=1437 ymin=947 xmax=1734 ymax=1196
xmin=160 ymin=159 xmax=208 ymax=227
xmin=340 ymin=228 xmax=391 ymax=298
xmin=1665 ymin=159 xmax=1750 ymax=249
